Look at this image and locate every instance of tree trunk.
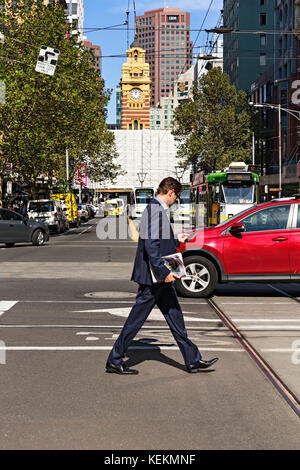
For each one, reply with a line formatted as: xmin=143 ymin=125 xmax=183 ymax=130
xmin=30 ymin=177 xmax=37 ymax=200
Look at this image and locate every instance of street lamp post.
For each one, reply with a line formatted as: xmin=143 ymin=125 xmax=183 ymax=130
xmin=249 ymin=102 xmax=300 ymax=198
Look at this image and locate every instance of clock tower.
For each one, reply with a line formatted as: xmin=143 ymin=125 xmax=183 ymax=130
xmin=121 ymin=38 xmax=151 ymax=130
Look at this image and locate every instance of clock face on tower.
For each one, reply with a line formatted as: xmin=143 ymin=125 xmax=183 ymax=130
xmin=130 ymin=88 xmax=142 ymax=101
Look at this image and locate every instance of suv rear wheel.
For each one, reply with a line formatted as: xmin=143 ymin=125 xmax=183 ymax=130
xmin=176 ymin=255 xmax=217 ymax=298
xmin=32 ymin=229 xmax=45 ymax=246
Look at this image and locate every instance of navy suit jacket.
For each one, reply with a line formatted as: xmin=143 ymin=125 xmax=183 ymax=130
xmin=131 ymin=198 xmax=180 ymax=286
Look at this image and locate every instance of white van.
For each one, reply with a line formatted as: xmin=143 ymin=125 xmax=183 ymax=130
xmin=27 ymin=199 xmax=65 ymax=233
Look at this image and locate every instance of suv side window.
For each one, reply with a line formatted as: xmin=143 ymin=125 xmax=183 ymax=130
xmin=241 ymin=205 xmax=291 ymax=232
xmin=296 ymin=205 xmax=300 ymax=228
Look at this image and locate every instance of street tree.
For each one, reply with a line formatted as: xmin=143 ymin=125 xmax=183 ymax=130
xmin=172 ymin=67 xmax=252 ymax=172
xmin=0 ymin=0 xmax=119 ymax=205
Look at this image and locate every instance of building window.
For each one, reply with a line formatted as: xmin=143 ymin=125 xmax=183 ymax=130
xmin=260 ymin=34 xmax=266 ymax=47
xmin=260 ymin=53 xmax=266 ymax=66
xmin=260 ymin=13 xmax=267 ymax=26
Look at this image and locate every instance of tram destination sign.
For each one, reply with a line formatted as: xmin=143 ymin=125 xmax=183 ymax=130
xmin=227 ymin=173 xmax=252 ymax=182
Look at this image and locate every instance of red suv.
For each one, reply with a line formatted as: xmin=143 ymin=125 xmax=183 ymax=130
xmin=176 ymin=198 xmax=300 ymax=298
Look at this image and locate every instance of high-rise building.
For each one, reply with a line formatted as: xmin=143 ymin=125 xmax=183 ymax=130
xmin=150 ymin=65 xmax=194 ymax=130
xmin=120 ymin=38 xmax=151 ymax=130
xmin=252 ymin=1 xmax=299 ymax=196
xmin=223 ymin=0 xmax=274 ymax=93
xmin=84 ymin=40 xmax=101 ymax=76
xmin=66 ymin=0 xmax=84 ymax=41
xmin=135 ymin=8 xmax=193 ymax=106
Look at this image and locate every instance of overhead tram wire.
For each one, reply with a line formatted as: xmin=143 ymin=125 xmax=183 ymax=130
xmin=197 ymin=17 xmax=222 ymax=79
xmin=149 ymin=0 xmax=217 ymax=169
xmin=81 ymin=26 xmax=298 ymax=35
xmin=193 ymin=0 xmax=214 ymax=49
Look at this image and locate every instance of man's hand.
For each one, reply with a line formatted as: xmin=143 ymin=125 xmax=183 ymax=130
xmin=177 ymin=233 xmax=188 ymax=243
xmin=164 ymin=272 xmax=180 ymax=283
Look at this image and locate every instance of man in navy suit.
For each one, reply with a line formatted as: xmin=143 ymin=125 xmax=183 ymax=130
xmin=106 ymin=177 xmax=218 ymax=375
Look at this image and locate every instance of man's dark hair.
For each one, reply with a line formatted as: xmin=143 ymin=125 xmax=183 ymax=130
xmin=157 ymin=177 xmax=182 ymax=195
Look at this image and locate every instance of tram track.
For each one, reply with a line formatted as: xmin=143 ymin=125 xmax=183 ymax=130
xmin=207 ymin=291 xmax=300 ymax=418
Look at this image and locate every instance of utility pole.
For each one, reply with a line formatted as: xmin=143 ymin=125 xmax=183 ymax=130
xmin=294 ymin=1 xmax=300 ymax=182
xmin=278 ymin=104 xmax=282 ymax=198
xmin=66 ymin=148 xmax=69 ymax=191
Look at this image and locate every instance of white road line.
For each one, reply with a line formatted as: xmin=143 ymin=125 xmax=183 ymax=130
xmin=0 ymin=346 xmax=243 ymax=352
xmin=16 ymin=300 xmax=207 ymax=305
xmin=233 ymin=319 xmax=300 ymax=322
xmin=1 ymin=324 xmax=299 ymax=330
xmin=237 ymin=326 xmax=300 ymax=330
xmin=0 ymin=301 xmax=18 ymax=317
xmin=220 ymin=302 xmax=293 ymax=305
xmin=261 ymin=348 xmax=300 ymax=352
xmin=0 ymin=324 xmax=225 ymax=330
xmin=71 ymin=307 xmax=214 ymax=323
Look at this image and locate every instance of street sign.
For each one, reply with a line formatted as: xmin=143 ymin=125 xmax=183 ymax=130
xmin=35 ymin=46 xmax=60 ymax=76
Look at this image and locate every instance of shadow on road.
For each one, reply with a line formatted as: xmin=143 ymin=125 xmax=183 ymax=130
xmin=124 ymin=338 xmax=214 ymax=373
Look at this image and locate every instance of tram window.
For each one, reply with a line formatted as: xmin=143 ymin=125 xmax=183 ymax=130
xmin=223 ymin=184 xmax=254 ymax=204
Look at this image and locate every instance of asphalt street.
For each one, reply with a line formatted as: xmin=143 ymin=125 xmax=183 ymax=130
xmin=0 ymin=216 xmax=299 ymax=450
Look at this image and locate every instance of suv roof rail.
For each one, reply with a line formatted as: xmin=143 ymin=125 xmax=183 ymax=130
xmin=271 ymin=195 xmax=300 ymax=202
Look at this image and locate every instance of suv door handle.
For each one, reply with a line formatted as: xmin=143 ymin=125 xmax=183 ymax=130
xmin=272 ymin=237 xmax=288 ymax=242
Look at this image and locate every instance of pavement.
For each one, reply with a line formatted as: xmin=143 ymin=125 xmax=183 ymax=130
xmin=0 ymin=216 xmax=299 ymax=450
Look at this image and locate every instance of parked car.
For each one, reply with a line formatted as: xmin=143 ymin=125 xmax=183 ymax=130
xmin=176 ymin=197 xmax=300 ymax=298
xmin=27 ymin=199 xmax=64 ymax=234
xmin=77 ymin=204 xmax=89 ymax=222
xmin=0 ymin=208 xmax=49 ymax=247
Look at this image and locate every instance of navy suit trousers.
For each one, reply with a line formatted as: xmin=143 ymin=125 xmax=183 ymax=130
xmin=107 ymin=283 xmax=202 ymax=367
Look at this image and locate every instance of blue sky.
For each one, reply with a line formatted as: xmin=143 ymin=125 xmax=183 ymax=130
xmin=84 ymin=0 xmax=222 ymax=123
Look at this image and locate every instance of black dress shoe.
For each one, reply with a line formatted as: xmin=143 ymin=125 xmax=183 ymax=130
xmin=186 ymin=358 xmax=219 ymax=373
xmin=106 ymin=362 xmax=139 ymax=375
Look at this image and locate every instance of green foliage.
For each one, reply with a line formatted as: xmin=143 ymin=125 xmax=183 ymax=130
xmin=172 ymin=67 xmax=252 ymax=172
xmin=0 ymin=0 xmax=120 ymax=201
